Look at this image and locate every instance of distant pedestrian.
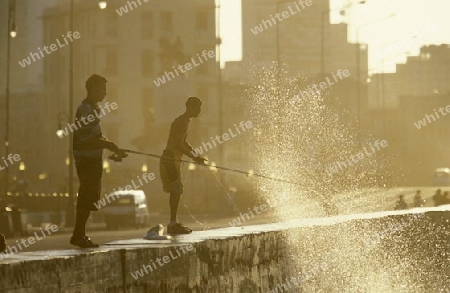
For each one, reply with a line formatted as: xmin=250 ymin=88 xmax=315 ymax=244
xmin=443 ymin=191 xmax=450 ymax=205
xmin=160 ymin=97 xmax=206 ymax=235
xmin=433 ymin=189 xmax=443 ymax=206
xmin=0 ymin=233 xmax=6 ymax=252
xmin=394 ymin=194 xmax=408 ymax=210
xmin=70 ymin=74 xmax=127 ymax=248
xmin=413 ymin=190 xmax=425 ymax=207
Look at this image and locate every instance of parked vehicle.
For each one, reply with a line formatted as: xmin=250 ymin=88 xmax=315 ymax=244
xmin=102 ymin=190 xmax=148 ymax=229
xmin=432 ymin=168 xmax=450 ymax=186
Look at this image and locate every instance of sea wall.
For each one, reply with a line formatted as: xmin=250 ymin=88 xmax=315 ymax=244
xmin=1 ymin=209 xmax=449 ymax=293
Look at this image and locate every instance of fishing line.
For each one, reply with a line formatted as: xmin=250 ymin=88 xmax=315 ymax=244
xmin=180 ymin=162 xmax=241 ymax=229
xmin=119 ymin=148 xmax=303 ymax=188
xmin=210 ymin=171 xmax=242 ymax=214
xmin=179 ymin=166 xmax=211 ymax=230
xmin=117 ymin=148 xmax=333 ymax=214
xmin=125 ymin=150 xmax=241 ymax=228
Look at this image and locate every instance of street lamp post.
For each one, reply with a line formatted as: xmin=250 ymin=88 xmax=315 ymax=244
xmin=56 ymin=111 xmax=75 ymax=226
xmin=215 ymin=0 xmax=224 ymax=165
xmin=66 ymin=0 xmax=75 ymax=227
xmin=4 ymin=0 xmax=17 ymax=200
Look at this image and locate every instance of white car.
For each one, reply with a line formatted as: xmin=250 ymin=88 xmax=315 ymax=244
xmin=432 ymin=167 xmax=450 ymax=186
xmin=102 ymin=190 xmax=148 ymax=229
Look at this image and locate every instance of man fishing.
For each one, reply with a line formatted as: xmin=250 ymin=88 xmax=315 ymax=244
xmin=160 ymin=97 xmax=206 ymax=235
xmin=70 ymin=74 xmax=126 ymax=248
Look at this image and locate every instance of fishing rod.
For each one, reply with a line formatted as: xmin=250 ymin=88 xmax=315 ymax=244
xmin=111 ymin=148 xmax=303 ymax=188
xmin=113 ymin=148 xmax=334 ymax=212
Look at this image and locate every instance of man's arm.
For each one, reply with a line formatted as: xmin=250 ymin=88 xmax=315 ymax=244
xmin=181 ymin=135 xmax=196 ymax=159
xmin=171 ymin=118 xmax=205 ymax=163
xmin=180 ymin=134 xmax=206 ymax=164
xmin=74 ymin=137 xmax=117 ymax=151
xmin=73 ymin=104 xmax=118 ymax=151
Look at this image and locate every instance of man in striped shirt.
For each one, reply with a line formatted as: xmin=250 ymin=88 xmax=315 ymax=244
xmin=70 ymin=74 xmax=126 ymax=248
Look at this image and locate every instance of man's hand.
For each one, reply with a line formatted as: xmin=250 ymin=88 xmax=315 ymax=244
xmin=194 ymin=156 xmax=207 ymax=165
xmin=108 ymin=149 xmax=128 ymax=162
xmin=115 ymin=149 xmax=128 ymax=159
xmin=101 ymin=139 xmax=119 ymax=151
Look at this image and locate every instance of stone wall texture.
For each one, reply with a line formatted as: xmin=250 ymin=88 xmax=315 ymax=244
xmin=1 ymin=210 xmax=449 ymax=292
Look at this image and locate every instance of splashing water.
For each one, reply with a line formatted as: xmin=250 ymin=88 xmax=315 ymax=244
xmin=239 ymin=62 xmax=449 ymax=292
xmin=244 ymin=62 xmax=383 ymax=218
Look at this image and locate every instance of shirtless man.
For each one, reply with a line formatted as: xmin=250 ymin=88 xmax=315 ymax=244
xmin=159 ymin=97 xmax=206 ymax=235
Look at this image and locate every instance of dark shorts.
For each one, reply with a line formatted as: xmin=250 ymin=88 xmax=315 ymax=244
xmin=159 ymin=150 xmax=182 ymax=194
xmin=75 ymin=157 xmax=103 ymax=211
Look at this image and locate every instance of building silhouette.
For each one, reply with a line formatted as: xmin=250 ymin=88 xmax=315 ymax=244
xmin=368 ymin=44 xmax=450 ymax=109
xmin=38 ymin=0 xmax=222 ymax=207
xmin=366 ymin=45 xmax=450 ymax=185
xmin=240 ymin=0 xmax=368 ymax=80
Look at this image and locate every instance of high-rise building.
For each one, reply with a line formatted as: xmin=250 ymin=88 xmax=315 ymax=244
xmin=365 ymin=45 xmax=450 ymax=185
xmin=0 ymin=0 xmax=58 ymax=193
xmin=368 ymin=44 xmax=450 ymax=109
xmin=40 ymin=0 xmax=221 ymax=198
xmin=241 ymin=0 xmax=368 ymax=79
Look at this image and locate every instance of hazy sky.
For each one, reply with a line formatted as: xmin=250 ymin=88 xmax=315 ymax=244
xmin=220 ymin=0 xmax=450 ymax=74
xmin=218 ymin=0 xmax=242 ymax=67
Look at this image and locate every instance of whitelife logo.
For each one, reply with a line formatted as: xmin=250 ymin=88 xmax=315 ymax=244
xmin=0 ymin=154 xmax=21 ymax=171
xmin=153 ymin=50 xmax=215 ymax=87
xmin=56 ymin=102 xmax=118 ymax=138
xmin=191 ymin=121 xmax=253 ymax=156
xmin=289 ymin=69 xmax=350 ymax=106
xmin=267 ymin=262 xmax=328 ymax=293
xmin=19 ymin=31 xmax=80 ymax=68
xmin=413 ymin=105 xmax=450 ymax=130
xmin=228 ymin=196 xmax=290 ymax=227
xmin=250 ymin=0 xmax=313 ymax=35
xmin=0 ymin=224 xmax=58 ymax=261
xmin=131 ymin=244 xmax=193 ymax=279
xmin=93 ymin=172 xmax=156 ymax=210
xmin=116 ymin=0 xmax=149 ymax=16
xmin=325 ymin=140 xmax=388 ymax=176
